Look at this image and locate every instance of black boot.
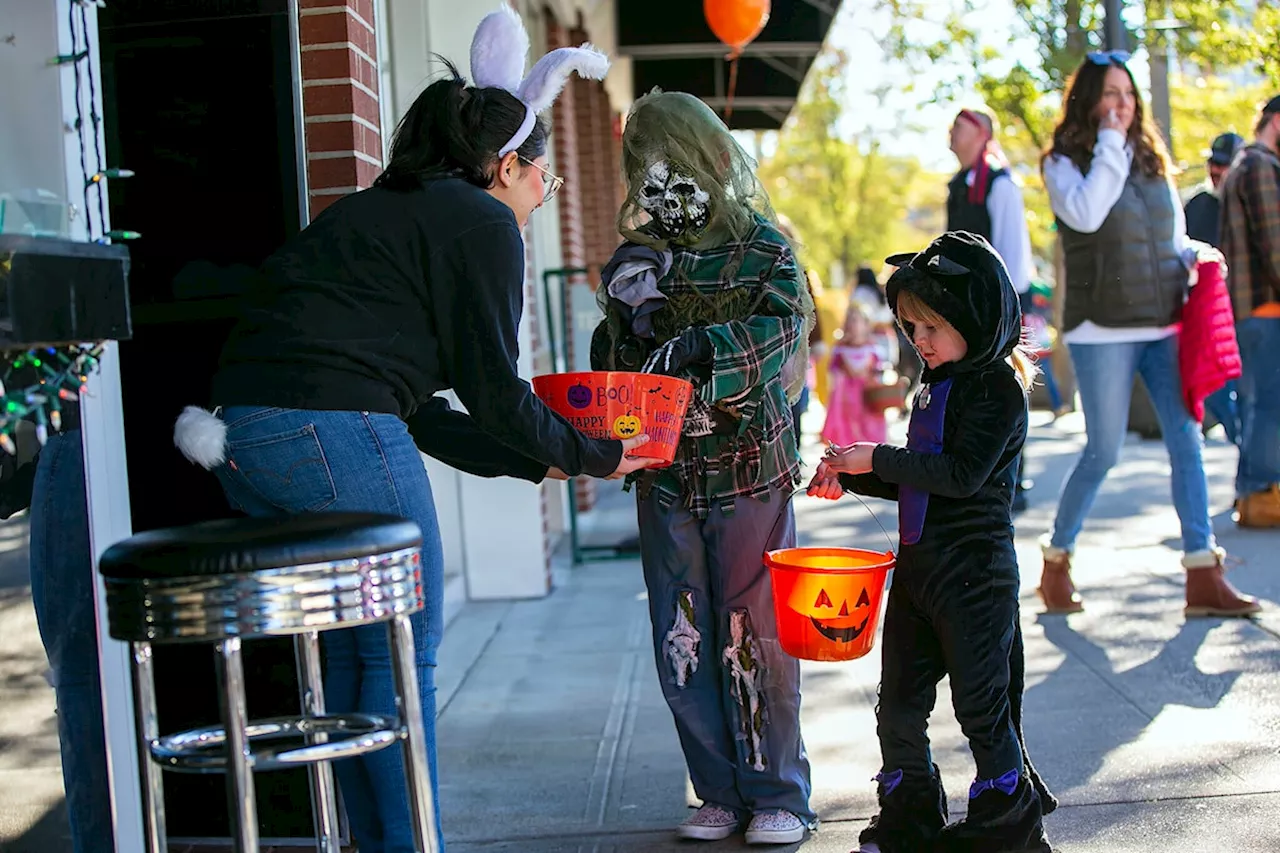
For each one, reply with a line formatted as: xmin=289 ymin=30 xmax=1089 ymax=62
xmin=934 ymin=772 xmax=1051 ymax=853
xmin=857 ymin=765 xmax=948 ymax=852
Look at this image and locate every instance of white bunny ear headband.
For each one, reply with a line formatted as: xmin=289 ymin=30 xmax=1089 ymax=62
xmin=470 ymin=4 xmax=611 ymax=156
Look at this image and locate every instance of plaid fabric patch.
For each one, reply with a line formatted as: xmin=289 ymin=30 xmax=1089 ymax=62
xmin=629 ymin=218 xmax=810 ymax=517
xmin=1221 ymin=143 xmax=1280 ymax=317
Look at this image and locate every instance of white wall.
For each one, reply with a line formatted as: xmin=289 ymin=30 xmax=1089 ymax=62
xmin=0 ymin=1 xmax=76 ymax=237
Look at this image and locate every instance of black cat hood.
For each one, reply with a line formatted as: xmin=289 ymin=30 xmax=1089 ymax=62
xmin=884 ymin=231 xmax=1021 ymax=380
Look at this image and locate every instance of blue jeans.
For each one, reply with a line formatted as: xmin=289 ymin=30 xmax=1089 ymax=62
xmin=1040 ymin=361 xmax=1064 ymax=411
xmin=637 ymin=489 xmax=814 ymax=823
xmin=213 ymin=407 xmax=446 ymax=852
xmin=1049 ymin=337 xmax=1215 ymax=554
xmin=1235 ymin=317 xmax=1280 ymax=495
xmin=29 ymin=430 xmax=115 ymax=853
xmin=1203 ymin=381 xmax=1240 ymax=445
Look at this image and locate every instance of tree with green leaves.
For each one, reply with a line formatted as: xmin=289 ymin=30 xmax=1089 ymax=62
xmin=757 ymin=49 xmax=943 ymax=287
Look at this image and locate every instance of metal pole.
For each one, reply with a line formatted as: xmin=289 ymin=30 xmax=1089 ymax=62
xmin=1103 ymin=0 xmax=1127 ymax=50
xmin=1150 ymin=44 xmax=1173 ymax=147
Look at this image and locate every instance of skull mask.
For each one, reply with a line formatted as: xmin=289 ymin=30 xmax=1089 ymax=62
xmin=637 ymin=160 xmax=712 ymax=244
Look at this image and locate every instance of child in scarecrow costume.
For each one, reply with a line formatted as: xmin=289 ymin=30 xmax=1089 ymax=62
xmin=809 ymin=232 xmax=1057 ymax=853
xmin=590 ymin=90 xmax=817 ymax=846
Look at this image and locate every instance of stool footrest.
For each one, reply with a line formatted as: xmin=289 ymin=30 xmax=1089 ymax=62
xmin=151 ymin=713 xmax=401 ymax=773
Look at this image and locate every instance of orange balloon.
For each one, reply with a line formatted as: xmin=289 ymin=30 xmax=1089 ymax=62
xmin=704 ymin=0 xmax=771 ymax=51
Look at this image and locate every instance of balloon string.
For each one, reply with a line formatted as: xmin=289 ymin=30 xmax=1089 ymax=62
xmin=724 ymin=50 xmax=741 ymax=120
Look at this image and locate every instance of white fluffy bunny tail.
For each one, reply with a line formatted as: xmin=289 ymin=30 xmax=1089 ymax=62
xmin=174 ymin=406 xmax=227 ymax=470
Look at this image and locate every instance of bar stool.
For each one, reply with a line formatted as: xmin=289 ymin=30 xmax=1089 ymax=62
xmin=99 ymin=512 xmax=441 ymax=853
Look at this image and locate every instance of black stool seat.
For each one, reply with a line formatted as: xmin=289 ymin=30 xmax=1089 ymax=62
xmin=100 ymin=512 xmax=422 ymax=579
xmin=101 ymin=512 xmax=425 ymax=643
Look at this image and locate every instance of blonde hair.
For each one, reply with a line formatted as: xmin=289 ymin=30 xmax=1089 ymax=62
xmin=838 ymin=300 xmax=871 ymax=343
xmin=895 ymin=290 xmax=1038 ymax=392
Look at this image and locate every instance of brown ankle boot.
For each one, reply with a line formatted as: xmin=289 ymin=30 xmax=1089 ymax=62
xmin=1184 ymin=552 xmax=1262 ymax=618
xmin=1038 ymin=553 xmax=1083 ymax=614
xmin=1236 ymin=485 xmax=1280 ymax=529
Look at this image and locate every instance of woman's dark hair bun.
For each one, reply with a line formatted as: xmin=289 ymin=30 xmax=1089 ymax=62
xmin=375 ymin=57 xmax=548 ymax=191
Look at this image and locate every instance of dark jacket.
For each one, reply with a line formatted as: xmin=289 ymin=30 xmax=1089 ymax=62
xmin=840 ymin=231 xmax=1027 ymax=576
xmin=946 ymin=166 xmax=1007 ymax=238
xmin=211 ymin=177 xmax=621 ymax=480
xmin=1184 ymin=188 xmax=1221 ymax=247
xmin=1058 ymin=171 xmax=1187 ymax=331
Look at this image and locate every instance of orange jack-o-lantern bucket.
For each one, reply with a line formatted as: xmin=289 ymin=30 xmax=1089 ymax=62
xmin=531 ymin=371 xmax=694 ymax=466
xmin=764 ymin=547 xmax=895 ymax=662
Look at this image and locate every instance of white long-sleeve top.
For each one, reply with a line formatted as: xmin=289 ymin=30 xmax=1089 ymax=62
xmin=1042 ymin=128 xmax=1199 ymax=344
xmin=961 ymin=169 xmax=1035 ymax=294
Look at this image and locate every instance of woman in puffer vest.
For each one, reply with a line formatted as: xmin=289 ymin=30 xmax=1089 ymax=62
xmin=1037 ymin=52 xmax=1259 ymax=618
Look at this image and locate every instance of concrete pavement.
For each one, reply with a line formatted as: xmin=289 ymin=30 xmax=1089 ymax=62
xmin=436 ymin=408 xmax=1280 ymax=852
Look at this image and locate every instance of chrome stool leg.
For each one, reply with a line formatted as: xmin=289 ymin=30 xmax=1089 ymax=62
xmin=387 ymin=614 xmax=440 ymax=853
xmin=132 ymin=641 xmax=168 ymax=853
xmin=294 ymin=631 xmax=341 ymax=853
xmin=215 ymin=637 xmax=259 ymax=852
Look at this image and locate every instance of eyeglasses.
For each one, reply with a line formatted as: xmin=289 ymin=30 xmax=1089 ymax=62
xmin=519 ymin=156 xmax=565 ymax=203
xmin=1086 ymin=50 xmax=1131 ymax=66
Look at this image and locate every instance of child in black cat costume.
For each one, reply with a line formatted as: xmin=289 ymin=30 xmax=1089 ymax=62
xmin=809 ymin=231 xmax=1056 ymax=853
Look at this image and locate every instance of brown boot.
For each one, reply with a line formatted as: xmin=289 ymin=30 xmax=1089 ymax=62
xmin=1037 ymin=552 xmax=1083 ymax=614
xmin=1184 ymin=551 xmax=1262 ymax=618
xmin=1236 ymin=485 xmax=1280 ymax=529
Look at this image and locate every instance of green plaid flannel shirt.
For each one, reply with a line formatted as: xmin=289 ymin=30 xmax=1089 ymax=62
xmin=633 ymin=218 xmax=808 ymax=517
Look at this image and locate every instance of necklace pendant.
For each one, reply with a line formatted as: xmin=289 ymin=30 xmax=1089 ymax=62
xmin=918 ymin=385 xmax=932 ymax=409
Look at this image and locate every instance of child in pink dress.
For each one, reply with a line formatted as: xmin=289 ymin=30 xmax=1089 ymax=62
xmin=822 ymin=303 xmax=888 ymax=446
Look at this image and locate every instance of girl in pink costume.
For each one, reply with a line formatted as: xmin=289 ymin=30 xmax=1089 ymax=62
xmin=822 ymin=303 xmax=888 ymax=446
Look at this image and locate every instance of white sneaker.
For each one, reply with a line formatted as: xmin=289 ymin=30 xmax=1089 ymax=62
xmin=745 ymin=809 xmax=807 ymax=845
xmin=675 ymin=803 xmax=741 ymax=841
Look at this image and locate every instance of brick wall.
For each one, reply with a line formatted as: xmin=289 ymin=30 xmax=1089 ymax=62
xmin=545 ymin=10 xmax=596 ymax=514
xmin=298 ymin=0 xmax=383 ymax=219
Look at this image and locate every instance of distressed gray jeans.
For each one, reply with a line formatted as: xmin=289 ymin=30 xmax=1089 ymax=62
xmin=637 ymin=488 xmax=815 ymax=823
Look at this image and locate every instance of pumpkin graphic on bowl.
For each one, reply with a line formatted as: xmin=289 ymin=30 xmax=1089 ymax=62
xmin=612 ymin=414 xmax=642 ymax=438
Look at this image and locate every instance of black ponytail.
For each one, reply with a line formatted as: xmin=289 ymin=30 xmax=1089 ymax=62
xmin=375 ymin=57 xmax=549 ymax=191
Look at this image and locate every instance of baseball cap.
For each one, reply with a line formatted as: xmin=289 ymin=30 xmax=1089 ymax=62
xmin=1208 ymin=132 xmax=1245 ymax=166
xmin=1264 ymin=94 xmax=1280 ymax=115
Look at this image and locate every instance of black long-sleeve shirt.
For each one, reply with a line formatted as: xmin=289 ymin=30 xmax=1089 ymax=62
xmin=841 ymin=364 xmax=1026 ymax=572
xmin=211 ymin=177 xmax=621 ymax=479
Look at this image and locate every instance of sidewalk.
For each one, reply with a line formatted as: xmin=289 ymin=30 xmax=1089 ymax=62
xmin=435 ymin=409 xmax=1280 ymax=852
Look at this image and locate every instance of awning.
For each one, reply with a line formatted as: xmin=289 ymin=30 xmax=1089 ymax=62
xmin=616 ymin=0 xmax=838 ymax=130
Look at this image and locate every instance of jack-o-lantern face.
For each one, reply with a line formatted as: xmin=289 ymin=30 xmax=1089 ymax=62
xmin=613 ymin=414 xmax=642 ymax=438
xmin=566 ymin=383 xmax=593 ymax=410
xmin=786 ymin=575 xmax=874 ymax=643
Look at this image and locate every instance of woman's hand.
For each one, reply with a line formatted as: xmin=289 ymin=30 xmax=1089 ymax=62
xmin=806 ymin=459 xmax=844 ymax=500
xmin=822 ymin=441 xmax=877 ymax=475
xmin=1099 ymin=108 xmax=1124 ymax=134
xmin=606 ymin=435 xmax=666 ymax=480
xmin=545 ymin=466 xmax=570 ymax=481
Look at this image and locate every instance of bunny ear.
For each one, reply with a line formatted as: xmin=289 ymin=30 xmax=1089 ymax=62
xmin=516 ymin=44 xmax=610 ymax=114
xmin=470 ymin=4 xmax=529 ymax=92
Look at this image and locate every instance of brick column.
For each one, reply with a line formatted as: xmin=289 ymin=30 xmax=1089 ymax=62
xmin=298 ymin=0 xmax=383 ymax=219
xmin=546 ymin=10 xmax=598 ymax=514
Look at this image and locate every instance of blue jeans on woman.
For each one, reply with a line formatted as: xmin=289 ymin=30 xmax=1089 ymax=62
xmin=213 ymin=406 xmax=446 ymax=853
xmin=1048 ymin=336 xmax=1215 ymax=555
xmin=29 ymin=430 xmax=115 ymax=853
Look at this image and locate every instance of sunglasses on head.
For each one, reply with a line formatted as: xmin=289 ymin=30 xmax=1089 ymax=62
xmin=1086 ymin=50 xmax=1131 ymax=66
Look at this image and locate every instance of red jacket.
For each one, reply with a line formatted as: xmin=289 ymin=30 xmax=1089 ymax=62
xmin=1179 ymin=259 xmax=1242 ymax=422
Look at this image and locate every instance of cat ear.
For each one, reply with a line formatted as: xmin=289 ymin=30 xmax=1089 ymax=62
xmin=516 ymin=44 xmax=610 ymax=114
xmin=470 ymin=5 xmax=529 ymax=92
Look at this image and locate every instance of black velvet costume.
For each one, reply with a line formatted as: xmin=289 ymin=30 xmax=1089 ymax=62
xmin=839 ymin=232 xmax=1056 ymax=853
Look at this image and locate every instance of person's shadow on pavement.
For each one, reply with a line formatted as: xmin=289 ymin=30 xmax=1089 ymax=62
xmin=1026 ymin=612 xmax=1241 ymax=800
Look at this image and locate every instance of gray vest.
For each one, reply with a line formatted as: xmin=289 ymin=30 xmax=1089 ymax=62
xmin=1058 ymin=169 xmax=1187 ymax=332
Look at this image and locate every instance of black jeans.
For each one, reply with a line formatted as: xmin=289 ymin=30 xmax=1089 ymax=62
xmin=876 ymin=555 xmax=1023 ymax=784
